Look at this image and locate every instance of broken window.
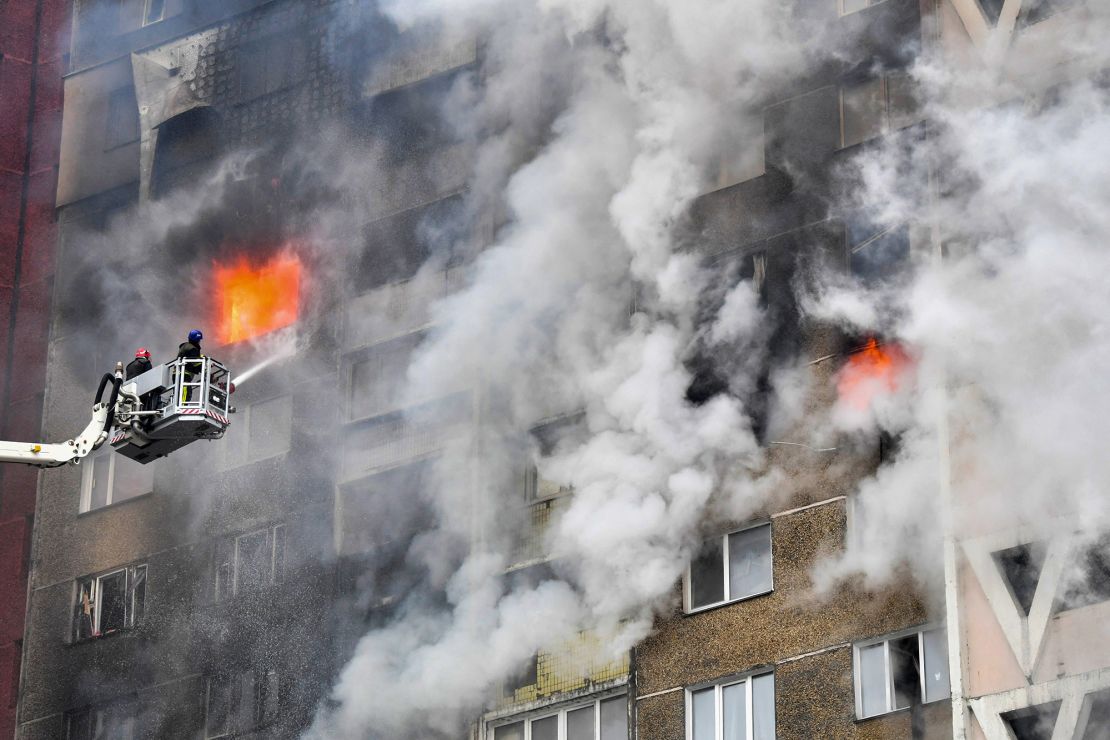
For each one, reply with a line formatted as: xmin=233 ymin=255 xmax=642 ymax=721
xmin=348 ymin=332 xmax=425 ymax=421
xmin=1002 ymin=702 xmax=1061 ymax=740
xmin=67 ymin=702 xmax=140 ymax=740
xmin=854 ymin=627 xmax=950 ymax=719
xmin=525 ymin=414 xmax=587 ymax=502
xmin=489 ymin=695 xmax=628 ymax=740
xmin=992 ymin=542 xmax=1047 ymax=615
xmin=846 ymin=213 xmax=911 ymax=285
xmin=104 ymin=86 xmax=141 ymax=151
xmin=205 ymin=667 xmax=280 ymax=738
xmin=73 ymin=565 xmax=147 ymax=640
xmin=356 ymin=195 xmax=466 ymax=292
xmin=687 ymin=523 xmax=773 ymax=612
xmin=213 ymin=525 xmax=286 ymax=601
xmin=689 ymin=672 xmax=775 ymax=740
xmin=840 ymin=74 xmax=916 ymax=148
xmin=238 ymin=32 xmax=307 ymax=101
xmin=80 ymin=447 xmax=154 ymax=513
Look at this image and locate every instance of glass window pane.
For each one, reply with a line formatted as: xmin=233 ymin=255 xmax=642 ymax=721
xmin=111 ymin=454 xmax=154 ymax=504
xmin=728 ymin=525 xmax=772 ymax=599
xmin=567 ymin=705 xmax=595 ymax=740
xmin=131 ymin=566 xmax=146 ymax=626
xmin=600 ymin=697 xmax=627 ymax=740
xmin=752 ymin=673 xmax=775 ymax=740
xmin=841 ymin=78 xmax=886 ymax=147
xmin=98 ymin=571 xmax=128 ymax=634
xmin=235 ymin=530 xmax=271 ymax=593
xmin=493 ymin=722 xmax=524 ymax=740
xmin=890 ymin=635 xmax=921 ymax=710
xmin=722 ymin=682 xmax=747 ymax=740
xmin=88 ymin=454 xmax=111 ymax=510
xmin=531 ymin=715 xmax=558 ymax=740
xmin=922 ymin=629 xmax=951 ymax=703
xmin=692 ymin=687 xmax=716 ymax=740
xmin=690 ymin=538 xmax=725 ymax=609
xmin=858 ymin=642 xmax=888 ymax=718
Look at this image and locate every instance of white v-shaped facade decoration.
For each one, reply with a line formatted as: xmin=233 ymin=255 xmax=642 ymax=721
xmin=962 ymin=529 xmax=1072 ymax=678
xmin=969 ymin=668 xmax=1110 ymax=740
xmin=948 ymin=0 xmax=1026 ymax=53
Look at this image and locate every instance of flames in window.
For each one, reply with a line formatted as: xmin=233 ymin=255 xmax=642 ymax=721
xmin=837 ymin=337 xmax=911 ymax=410
xmin=213 ymin=251 xmax=302 ymax=344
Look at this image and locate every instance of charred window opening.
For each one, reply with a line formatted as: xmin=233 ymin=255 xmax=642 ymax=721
xmin=357 ymin=69 xmax=463 ymax=162
xmin=978 ymin=0 xmax=1006 ymax=24
xmin=993 ymin=542 xmax=1047 ymax=616
xmin=347 ymin=332 xmax=426 ymax=422
xmin=337 ymin=460 xmax=438 ymax=606
xmin=525 ymin=413 xmax=587 ymax=502
xmin=686 ymin=523 xmax=773 ymax=612
xmin=213 ymin=525 xmax=286 ymax=601
xmin=73 ymin=565 xmax=147 ymax=641
xmin=205 ymin=667 xmax=281 ymax=738
xmin=1081 ymin=690 xmax=1110 ymax=740
xmin=356 ymin=195 xmax=466 ymax=292
xmin=151 ymin=108 xmax=223 ymax=198
xmin=238 ymin=31 xmax=308 ymax=102
xmin=105 ymin=86 xmax=141 ymax=151
xmin=1001 ymin=701 xmax=1061 ymax=740
xmin=501 ymin=653 xmax=539 ymax=699
xmin=1059 ymin=535 xmax=1110 ymax=611
xmin=854 ymin=627 xmax=949 ymax=719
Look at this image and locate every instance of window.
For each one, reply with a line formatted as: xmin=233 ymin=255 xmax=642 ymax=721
xmin=687 ymin=673 xmax=775 ymax=740
xmin=73 ymin=565 xmax=147 ymax=640
xmin=839 ymin=0 xmax=884 ymax=15
xmin=854 ymin=627 xmax=949 ymax=719
xmin=490 ymin=695 xmax=627 ymax=740
xmin=978 ymin=0 xmax=1005 ymax=24
xmin=846 ymin=214 xmax=911 ymax=285
xmin=67 ymin=702 xmax=140 ymax=739
xmin=104 ymin=86 xmax=141 ymax=150
xmin=348 ymin=333 xmax=424 ymax=421
xmin=238 ymin=32 xmax=307 ymax=101
xmin=214 ymin=525 xmax=286 ymax=600
xmin=839 ymin=75 xmax=915 ymax=148
xmin=1019 ymin=0 xmax=1077 ymax=26
xmin=686 ymin=524 xmax=772 ymax=612
xmin=711 ymin=117 xmax=765 ymax=191
xmin=80 ymin=448 xmax=154 ymax=512
xmin=220 ymin=395 xmax=292 ymax=468
xmin=525 ymin=414 xmax=586 ymax=502
xmin=1059 ymin=536 xmax=1110 ymax=610
xmin=205 ymin=668 xmax=280 ymax=738
xmin=142 ymin=0 xmax=165 ymax=25
xmin=1001 ymin=702 xmax=1061 ymax=740
xmin=993 ymin=542 xmax=1046 ymax=616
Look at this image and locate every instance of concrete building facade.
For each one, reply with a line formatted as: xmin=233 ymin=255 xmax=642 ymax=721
xmin=7 ymin=0 xmax=1106 ymax=739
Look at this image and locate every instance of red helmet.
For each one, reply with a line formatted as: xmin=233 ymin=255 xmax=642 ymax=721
xmin=135 ymin=348 xmax=151 ymax=359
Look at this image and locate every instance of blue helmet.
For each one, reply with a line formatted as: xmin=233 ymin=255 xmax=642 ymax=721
xmin=188 ymin=329 xmax=203 ymax=344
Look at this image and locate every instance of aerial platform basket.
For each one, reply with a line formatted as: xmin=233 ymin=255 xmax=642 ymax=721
xmin=111 ymin=357 xmax=232 ymax=464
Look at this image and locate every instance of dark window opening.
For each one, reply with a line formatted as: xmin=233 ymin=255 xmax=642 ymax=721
xmin=978 ymin=0 xmax=1006 ymax=23
xmin=73 ymin=565 xmax=146 ymax=640
xmin=1002 ymin=702 xmax=1061 ymax=740
xmin=357 ymin=69 xmax=463 ymax=162
xmin=690 ymin=537 xmax=726 ymax=609
xmin=847 ymin=216 xmax=911 ymax=286
xmin=889 ymin=634 xmax=921 ymax=710
xmin=151 ymin=107 xmax=222 ymax=198
xmin=1081 ymin=690 xmax=1110 ymax=740
xmin=1059 ymin=535 xmax=1110 ymax=611
xmin=356 ymin=195 xmax=465 ymax=292
xmin=993 ymin=543 xmax=1047 ymax=615
xmin=1018 ymin=0 xmax=1076 ymax=26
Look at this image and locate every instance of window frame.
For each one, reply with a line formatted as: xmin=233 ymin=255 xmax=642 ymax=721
xmin=72 ymin=564 xmax=147 ymax=641
xmin=142 ymin=0 xmax=165 ymax=25
xmin=684 ymin=522 xmax=774 ymax=614
xmin=220 ymin=394 xmax=293 ymax=469
xmin=486 ymin=692 xmax=628 ymax=740
xmin=79 ymin=448 xmax=154 ymax=513
xmin=204 ymin=667 xmax=281 ymax=739
xmin=852 ymin=625 xmax=949 ymax=720
xmin=684 ymin=670 xmax=775 ymax=740
xmin=216 ymin=524 xmax=286 ymax=600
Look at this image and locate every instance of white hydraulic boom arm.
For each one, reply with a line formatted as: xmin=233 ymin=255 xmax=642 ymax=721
xmin=0 ymin=366 xmax=123 ymax=468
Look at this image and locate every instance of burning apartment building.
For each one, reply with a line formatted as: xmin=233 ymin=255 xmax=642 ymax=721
xmin=5 ymin=0 xmax=1110 ymax=739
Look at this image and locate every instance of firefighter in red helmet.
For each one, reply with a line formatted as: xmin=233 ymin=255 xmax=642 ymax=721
xmin=126 ymin=348 xmax=153 ymax=380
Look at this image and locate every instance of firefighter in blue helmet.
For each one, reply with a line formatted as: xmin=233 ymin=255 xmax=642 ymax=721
xmin=177 ymin=329 xmax=204 ymax=403
xmin=177 ymin=329 xmax=203 ymax=360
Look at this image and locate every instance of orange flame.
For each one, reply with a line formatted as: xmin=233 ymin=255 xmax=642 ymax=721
xmin=213 ymin=252 xmax=301 ymax=344
xmin=837 ymin=338 xmax=911 ymax=410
